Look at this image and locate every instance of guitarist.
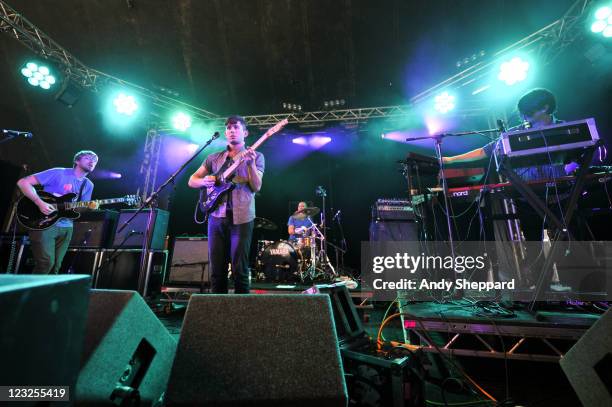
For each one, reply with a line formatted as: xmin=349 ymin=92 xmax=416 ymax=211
xmin=16 ymin=150 xmax=99 ymax=274
xmin=188 ymin=116 xmax=264 ymax=294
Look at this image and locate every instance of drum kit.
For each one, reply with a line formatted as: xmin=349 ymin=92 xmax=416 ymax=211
xmin=254 ymin=206 xmax=336 ymax=283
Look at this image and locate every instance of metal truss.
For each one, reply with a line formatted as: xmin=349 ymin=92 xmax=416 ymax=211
xmin=0 ymin=0 xmax=218 ymax=120
xmin=403 ymin=317 xmax=586 ymax=362
xmin=191 ymin=105 xmax=494 ymax=129
xmin=409 ymin=0 xmax=593 ymax=105
xmin=137 ymin=128 xmax=162 ymax=203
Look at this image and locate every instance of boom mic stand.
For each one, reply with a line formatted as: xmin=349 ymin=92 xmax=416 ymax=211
xmin=100 ymin=131 xmax=220 ymax=297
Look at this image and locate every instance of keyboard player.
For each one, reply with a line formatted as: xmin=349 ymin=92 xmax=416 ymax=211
xmin=442 ymin=88 xmax=575 ymax=290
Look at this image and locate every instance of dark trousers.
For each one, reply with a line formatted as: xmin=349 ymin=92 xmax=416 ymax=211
xmin=29 ymin=226 xmax=73 ymax=274
xmin=207 ymin=216 xmax=254 ymax=294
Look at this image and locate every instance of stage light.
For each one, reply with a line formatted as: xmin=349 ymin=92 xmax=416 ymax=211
xmin=20 ymin=61 xmax=57 ymax=90
xmin=172 ymin=112 xmax=192 ymax=131
xmin=113 ymin=93 xmax=138 ymax=116
xmin=590 ymin=6 xmax=612 ymax=37
xmin=497 ymin=56 xmax=529 ymax=85
xmin=433 ymin=92 xmax=455 ymax=113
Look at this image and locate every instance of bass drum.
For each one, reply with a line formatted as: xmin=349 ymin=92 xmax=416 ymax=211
xmin=257 ymin=241 xmax=301 ymax=282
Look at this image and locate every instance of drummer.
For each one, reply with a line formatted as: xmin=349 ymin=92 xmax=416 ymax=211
xmin=287 ymin=201 xmax=314 ymax=241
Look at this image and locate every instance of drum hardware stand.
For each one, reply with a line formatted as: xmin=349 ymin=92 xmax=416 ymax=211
xmin=314 ymin=186 xmax=336 ymax=279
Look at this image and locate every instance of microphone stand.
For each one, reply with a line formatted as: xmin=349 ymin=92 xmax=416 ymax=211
xmin=405 ymin=125 xmax=502 ymax=285
xmin=106 ymin=131 xmax=220 ymax=297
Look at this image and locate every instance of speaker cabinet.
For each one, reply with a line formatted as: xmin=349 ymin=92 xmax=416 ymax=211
xmin=59 ymin=248 xmax=102 ymax=277
xmin=561 ymin=308 xmax=612 ymax=407
xmin=95 ymin=249 xmax=167 ymax=298
xmin=69 ymin=210 xmax=118 ymax=248
xmin=112 ymin=209 xmax=169 ymax=250
xmin=0 ymin=275 xmax=91 ymax=391
xmin=167 ymin=236 xmax=209 ymax=285
xmin=369 ymin=220 xmax=419 ymax=241
xmin=165 ymin=294 xmax=347 ymax=406
xmin=75 ymin=290 xmax=177 ymax=406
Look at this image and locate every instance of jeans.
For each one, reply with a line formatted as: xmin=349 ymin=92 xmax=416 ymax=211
xmin=207 ymin=216 xmax=254 ymax=294
xmin=29 ymin=226 xmax=73 ymax=274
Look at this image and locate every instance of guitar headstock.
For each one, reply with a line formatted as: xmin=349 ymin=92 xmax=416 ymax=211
xmin=124 ymin=194 xmax=141 ymax=207
xmin=262 ymin=118 xmax=289 ymax=140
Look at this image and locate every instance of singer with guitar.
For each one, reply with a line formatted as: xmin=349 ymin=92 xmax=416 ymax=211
xmin=188 ymin=115 xmax=286 ymax=294
xmin=16 ymin=150 xmax=98 ymax=274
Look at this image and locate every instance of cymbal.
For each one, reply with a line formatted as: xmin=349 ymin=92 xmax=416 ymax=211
xmin=292 ymin=206 xmax=320 ymax=220
xmin=254 ymin=217 xmax=278 ymax=230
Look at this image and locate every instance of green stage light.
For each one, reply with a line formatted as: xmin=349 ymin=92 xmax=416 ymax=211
xmin=591 ymin=5 xmax=612 ymax=37
xmin=497 ymin=56 xmax=529 ymax=86
xmin=172 ymin=112 xmax=192 ymax=131
xmin=113 ymin=93 xmax=138 ymax=116
xmin=20 ymin=61 xmax=56 ymax=90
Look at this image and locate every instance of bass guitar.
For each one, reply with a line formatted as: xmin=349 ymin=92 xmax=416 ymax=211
xmin=16 ymin=191 xmax=140 ymax=230
xmin=201 ymin=119 xmax=288 ymax=221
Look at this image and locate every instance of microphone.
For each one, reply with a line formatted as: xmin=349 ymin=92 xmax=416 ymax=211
xmin=2 ymin=129 xmax=33 ymax=138
xmin=213 ymin=131 xmax=220 ymax=139
xmin=333 ymin=210 xmax=341 ymax=221
xmin=496 ymin=119 xmax=506 ymax=133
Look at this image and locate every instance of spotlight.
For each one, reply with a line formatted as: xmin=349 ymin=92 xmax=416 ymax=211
xmin=497 ymin=56 xmax=529 ymax=86
xmin=20 ymin=61 xmax=57 ymax=90
xmin=113 ymin=93 xmax=139 ymax=116
xmin=172 ymin=112 xmax=192 ymax=131
xmin=591 ymin=5 xmax=612 ymax=37
xmin=433 ymin=92 xmax=455 ymax=114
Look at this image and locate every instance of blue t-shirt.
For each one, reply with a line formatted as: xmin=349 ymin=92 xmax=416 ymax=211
xmin=287 ymin=216 xmax=313 ymax=240
xmin=33 ymin=167 xmax=94 ymax=227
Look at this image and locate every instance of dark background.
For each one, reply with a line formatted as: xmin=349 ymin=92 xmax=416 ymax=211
xmin=1 ymin=0 xmax=610 ymax=269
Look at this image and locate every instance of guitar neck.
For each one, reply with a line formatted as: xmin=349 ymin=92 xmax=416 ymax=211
xmin=221 ymin=138 xmax=266 ymax=181
xmin=65 ymin=198 xmax=126 ymax=209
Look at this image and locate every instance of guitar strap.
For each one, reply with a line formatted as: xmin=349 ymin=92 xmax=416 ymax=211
xmin=77 ymin=179 xmax=87 ymax=201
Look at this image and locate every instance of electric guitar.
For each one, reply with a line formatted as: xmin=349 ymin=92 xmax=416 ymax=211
xmin=201 ymin=119 xmax=289 ymax=221
xmin=16 ymin=191 xmax=140 ymax=230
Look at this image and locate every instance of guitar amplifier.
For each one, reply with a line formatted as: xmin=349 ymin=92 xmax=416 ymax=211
xmin=372 ymin=198 xmax=416 ymax=221
xmin=69 ymin=210 xmax=118 ymax=248
xmin=112 ymin=209 xmax=169 ymax=250
xmin=167 ymin=236 xmax=209 ymax=286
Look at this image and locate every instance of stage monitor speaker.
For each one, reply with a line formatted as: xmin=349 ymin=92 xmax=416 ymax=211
xmin=112 ymin=209 xmax=169 ymax=250
xmin=369 ymin=220 xmax=419 ymax=241
xmin=560 ymin=308 xmax=612 ymax=407
xmin=70 ymin=210 xmax=119 ymax=248
xmin=75 ymin=290 xmax=177 ymax=406
xmin=0 ymin=275 xmax=90 ymax=392
xmin=167 ymin=236 xmax=209 ymax=285
xmin=165 ymin=294 xmax=348 ymax=406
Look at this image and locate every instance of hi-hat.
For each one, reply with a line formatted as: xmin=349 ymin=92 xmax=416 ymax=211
xmin=254 ymin=217 xmax=278 ymax=230
xmin=292 ymin=206 xmax=320 ymax=220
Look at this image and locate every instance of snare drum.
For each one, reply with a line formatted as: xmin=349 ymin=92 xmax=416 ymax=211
xmin=257 ymin=240 xmax=302 ymax=282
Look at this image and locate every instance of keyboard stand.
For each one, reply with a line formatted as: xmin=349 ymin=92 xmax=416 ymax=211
xmin=496 ymin=141 xmax=601 ymax=311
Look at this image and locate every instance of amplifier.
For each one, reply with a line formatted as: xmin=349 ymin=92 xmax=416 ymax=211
xmin=95 ymin=249 xmax=168 ymax=298
xmin=167 ymin=236 xmax=209 ymax=286
xmin=112 ymin=209 xmax=169 ymax=250
xmin=69 ymin=210 xmax=118 ymax=248
xmin=372 ymin=198 xmax=415 ymax=221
